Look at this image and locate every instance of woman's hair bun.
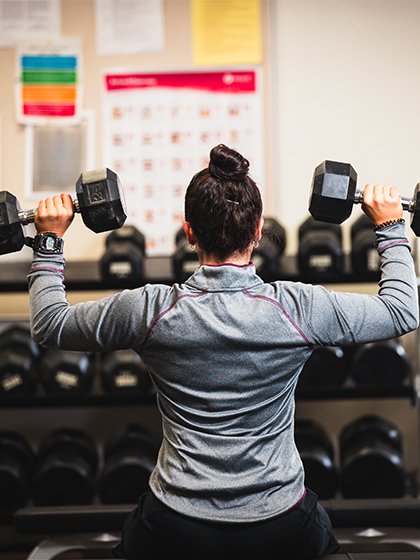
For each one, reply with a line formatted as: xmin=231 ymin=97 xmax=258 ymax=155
xmin=209 ymin=144 xmax=249 ymax=181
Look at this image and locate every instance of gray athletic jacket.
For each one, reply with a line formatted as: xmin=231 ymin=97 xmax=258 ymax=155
xmin=28 ymin=222 xmax=419 ymax=523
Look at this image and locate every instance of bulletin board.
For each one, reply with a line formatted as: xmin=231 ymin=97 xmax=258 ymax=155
xmin=102 ymin=68 xmax=265 ymax=256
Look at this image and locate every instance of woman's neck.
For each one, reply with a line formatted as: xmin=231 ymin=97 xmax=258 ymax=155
xmin=199 ymin=250 xmax=252 ymax=266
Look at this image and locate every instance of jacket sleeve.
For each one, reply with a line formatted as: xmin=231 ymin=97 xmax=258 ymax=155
xmin=27 ymin=253 xmax=168 ymax=352
xmin=282 ymin=222 xmax=419 ymax=346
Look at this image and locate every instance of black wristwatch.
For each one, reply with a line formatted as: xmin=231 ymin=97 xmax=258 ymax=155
xmin=32 ymin=232 xmax=64 ymax=255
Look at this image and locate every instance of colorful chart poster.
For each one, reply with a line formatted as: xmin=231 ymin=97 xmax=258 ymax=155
xmin=15 ymin=38 xmax=83 ymax=124
xmin=103 ymin=69 xmax=264 ymax=256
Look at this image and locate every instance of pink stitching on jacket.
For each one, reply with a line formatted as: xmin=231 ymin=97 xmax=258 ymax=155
xmin=378 ymin=239 xmax=409 ymax=254
xmin=143 ymin=291 xmax=208 ymax=344
xmin=29 ymin=265 xmax=64 ymax=275
xmin=243 ymin=289 xmax=311 ymax=346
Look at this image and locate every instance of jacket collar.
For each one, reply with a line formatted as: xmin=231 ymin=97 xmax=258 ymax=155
xmin=185 ymin=262 xmax=263 ymax=291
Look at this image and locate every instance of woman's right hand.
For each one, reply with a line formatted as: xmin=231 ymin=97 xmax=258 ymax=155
xmin=34 ymin=193 xmax=75 ymax=237
xmin=361 ymin=183 xmax=404 ymax=226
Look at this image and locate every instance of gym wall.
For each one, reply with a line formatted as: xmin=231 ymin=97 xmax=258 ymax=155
xmin=0 ymin=0 xmax=273 ymax=262
xmin=270 ymin=0 xmax=420 ymax=257
xmin=1 ymin=1 xmax=420 ymax=262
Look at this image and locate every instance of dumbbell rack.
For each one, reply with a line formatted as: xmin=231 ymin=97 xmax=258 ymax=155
xmin=0 ymin=255 xmax=420 ymax=517
xmin=0 ymin=254 xmax=387 ymax=290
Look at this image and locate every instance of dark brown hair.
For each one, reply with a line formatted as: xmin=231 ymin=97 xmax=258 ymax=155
xmin=185 ymin=144 xmax=263 ymax=260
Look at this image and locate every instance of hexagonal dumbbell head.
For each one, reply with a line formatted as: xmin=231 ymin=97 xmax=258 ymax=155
xmin=101 ymin=225 xmax=146 ymax=282
xmin=351 ymin=215 xmax=379 ymax=277
xmin=76 ymin=168 xmax=127 ymax=233
xmin=105 ymin=225 xmax=146 ymax=252
xmin=309 ymin=160 xmax=357 ymax=224
xmin=32 ymin=427 xmax=98 ymax=506
xmin=0 ymin=191 xmax=25 ymax=255
xmin=252 ymin=216 xmax=286 ymax=279
xmin=99 ymin=424 xmax=160 ymax=504
xmin=0 ymin=324 xmax=40 ymax=395
xmin=100 ymin=349 xmax=152 ymax=394
xmin=38 ymin=349 xmax=94 ymax=395
xmin=410 ymin=183 xmax=420 ymax=236
xmin=172 ymin=226 xmax=199 ymax=283
xmin=0 ymin=324 xmax=40 ymax=358
xmin=0 ymin=431 xmax=35 ymax=509
xmin=298 ymin=216 xmax=344 ymax=279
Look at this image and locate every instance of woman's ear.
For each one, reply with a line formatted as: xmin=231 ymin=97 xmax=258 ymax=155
xmin=256 ymin=216 xmax=264 ymax=242
xmin=183 ymin=221 xmax=197 ymax=245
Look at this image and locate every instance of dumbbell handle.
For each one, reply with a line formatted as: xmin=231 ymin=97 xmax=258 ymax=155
xmin=18 ymin=199 xmax=81 ymax=226
xmin=354 ymin=191 xmax=416 ymax=213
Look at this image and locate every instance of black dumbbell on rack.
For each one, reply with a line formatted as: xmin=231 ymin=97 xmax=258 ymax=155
xmin=251 ymin=216 xmax=286 ymax=279
xmin=350 ymin=214 xmax=380 ymax=278
xmin=350 ymin=338 xmax=412 ymax=388
xmin=100 ymin=349 xmax=153 ymax=395
xmin=294 ymin=419 xmax=339 ymax=499
xmin=172 ymin=226 xmax=198 ymax=283
xmin=0 ymin=431 xmax=35 ymax=511
xmin=37 ymin=348 xmax=94 ymax=395
xmin=339 ymin=414 xmax=407 ymax=499
xmin=0 ymin=324 xmax=40 ymax=395
xmin=32 ymin=427 xmax=99 ymax=506
xmin=98 ymin=424 xmax=160 ymax=504
xmin=0 ymin=168 xmax=127 ymax=255
xmin=297 ymin=345 xmax=349 ymax=390
xmin=308 ymin=160 xmax=420 ymax=235
xmin=297 ymin=216 xmax=344 ymax=279
xmin=100 ymin=225 xmax=146 ymax=283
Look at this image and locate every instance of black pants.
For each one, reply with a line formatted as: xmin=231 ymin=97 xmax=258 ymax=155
xmin=113 ymin=487 xmax=340 ymax=559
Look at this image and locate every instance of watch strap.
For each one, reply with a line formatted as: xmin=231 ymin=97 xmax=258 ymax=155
xmin=32 ymin=232 xmax=64 ymax=255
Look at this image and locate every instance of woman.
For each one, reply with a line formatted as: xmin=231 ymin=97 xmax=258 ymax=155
xmin=28 ymin=144 xmax=418 ymax=559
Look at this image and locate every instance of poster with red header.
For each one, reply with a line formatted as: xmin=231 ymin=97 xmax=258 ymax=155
xmin=103 ymin=69 xmax=264 ymax=256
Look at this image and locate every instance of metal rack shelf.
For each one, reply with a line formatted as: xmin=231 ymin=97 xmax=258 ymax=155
xmin=0 ymin=255 xmax=379 ymax=292
xmin=0 ymin=392 xmax=157 ymax=408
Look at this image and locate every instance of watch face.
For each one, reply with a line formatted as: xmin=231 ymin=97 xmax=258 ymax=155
xmin=34 ymin=233 xmax=63 ymax=254
xmin=43 ymin=235 xmax=57 ymax=251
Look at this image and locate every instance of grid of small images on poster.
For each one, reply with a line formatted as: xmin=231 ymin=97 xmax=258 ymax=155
xmin=103 ymin=69 xmax=265 ymax=256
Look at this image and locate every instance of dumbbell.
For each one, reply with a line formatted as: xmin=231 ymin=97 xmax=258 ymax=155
xmin=297 ymin=346 xmax=349 ymax=390
xmin=172 ymin=226 xmax=198 ymax=283
xmin=32 ymin=427 xmax=98 ymax=506
xmin=350 ymin=214 xmax=380 ymax=278
xmin=251 ymin=216 xmax=286 ymax=279
xmin=0 ymin=323 xmax=40 ymax=395
xmin=0 ymin=168 xmax=127 ymax=255
xmin=100 ymin=225 xmax=146 ymax=283
xmin=37 ymin=348 xmax=94 ymax=395
xmin=294 ymin=419 xmax=338 ymax=499
xmin=100 ymin=349 xmax=153 ymax=395
xmin=98 ymin=424 xmax=160 ymax=504
xmin=309 ymin=160 xmax=420 ymax=235
xmin=350 ymin=339 xmax=411 ymax=387
xmin=0 ymin=431 xmax=35 ymax=511
xmin=297 ymin=216 xmax=344 ymax=279
xmin=339 ymin=414 xmax=407 ymax=498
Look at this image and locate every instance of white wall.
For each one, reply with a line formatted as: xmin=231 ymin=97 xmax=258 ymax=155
xmin=270 ymin=0 xmax=420 ymax=254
